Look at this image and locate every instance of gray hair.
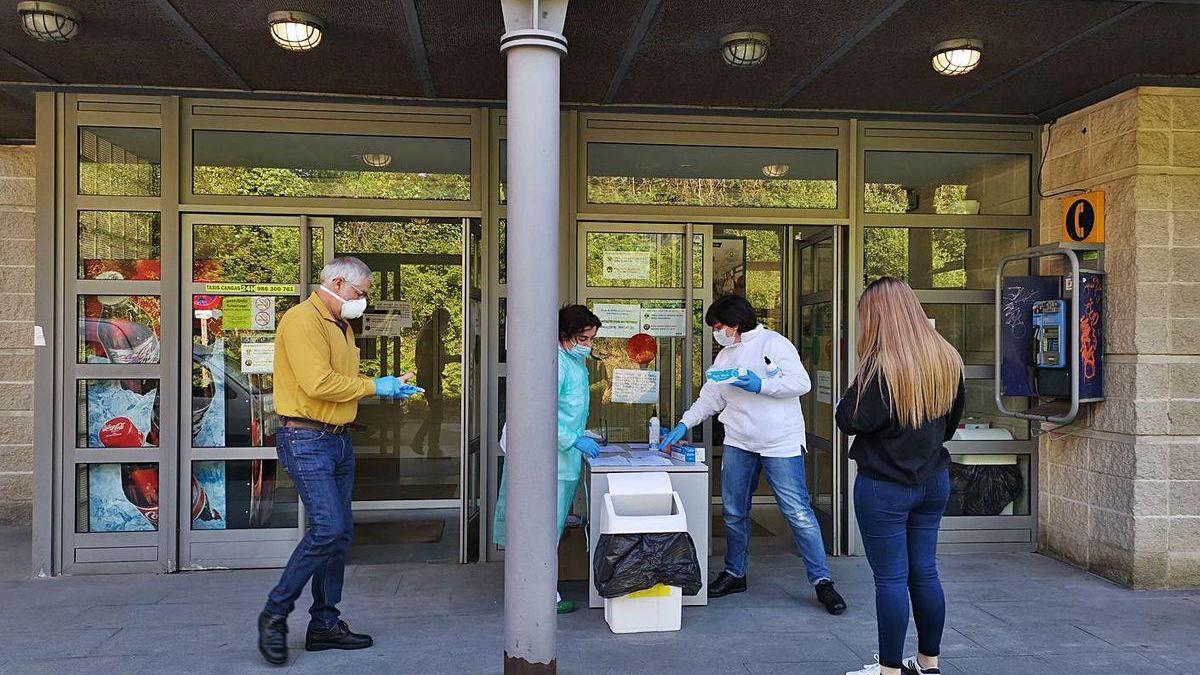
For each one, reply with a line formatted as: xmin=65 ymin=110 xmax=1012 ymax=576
xmin=321 ymin=256 xmax=372 ymax=285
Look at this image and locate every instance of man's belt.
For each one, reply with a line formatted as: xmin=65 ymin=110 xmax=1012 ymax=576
xmin=280 ymin=416 xmax=351 ymax=435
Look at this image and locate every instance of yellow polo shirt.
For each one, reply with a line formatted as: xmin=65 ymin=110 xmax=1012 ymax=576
xmin=273 ymin=292 xmax=375 ymax=425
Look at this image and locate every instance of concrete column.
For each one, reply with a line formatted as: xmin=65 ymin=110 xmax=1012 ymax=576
xmin=499 ymin=1 xmax=567 ymax=672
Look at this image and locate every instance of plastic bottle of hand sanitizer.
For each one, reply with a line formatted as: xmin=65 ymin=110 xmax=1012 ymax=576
xmin=648 ymin=411 xmax=660 ymax=448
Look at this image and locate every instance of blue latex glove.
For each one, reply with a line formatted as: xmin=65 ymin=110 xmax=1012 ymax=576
xmin=398 ymin=384 xmax=424 ymax=399
xmin=732 ymin=371 xmax=762 ymax=394
xmin=574 ymin=436 xmax=601 ymax=458
xmin=373 ymin=376 xmax=403 ymax=398
xmin=657 ymin=423 xmax=687 ymax=451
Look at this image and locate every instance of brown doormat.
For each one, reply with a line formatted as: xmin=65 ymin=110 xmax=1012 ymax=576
xmin=711 ymin=514 xmax=775 ymax=538
xmin=353 ymin=520 xmax=446 ymax=545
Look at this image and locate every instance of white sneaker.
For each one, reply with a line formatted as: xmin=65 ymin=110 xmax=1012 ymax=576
xmin=846 ymin=656 xmax=882 ymax=675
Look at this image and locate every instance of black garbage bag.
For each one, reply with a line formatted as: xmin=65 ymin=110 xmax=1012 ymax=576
xmin=592 ymin=532 xmax=703 ymax=598
xmin=946 ymin=462 xmax=1024 ymax=516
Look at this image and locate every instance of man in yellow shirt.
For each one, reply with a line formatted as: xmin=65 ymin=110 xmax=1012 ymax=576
xmin=258 ymin=257 xmax=419 ymax=666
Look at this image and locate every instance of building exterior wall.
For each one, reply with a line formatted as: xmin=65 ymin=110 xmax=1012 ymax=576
xmin=1038 ymin=87 xmax=1200 ymax=588
xmin=0 ymin=144 xmax=36 ymax=526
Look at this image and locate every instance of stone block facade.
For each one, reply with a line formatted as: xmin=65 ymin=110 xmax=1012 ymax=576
xmin=1039 ymin=87 xmax=1200 ymax=588
xmin=0 ymin=144 xmax=35 ymax=526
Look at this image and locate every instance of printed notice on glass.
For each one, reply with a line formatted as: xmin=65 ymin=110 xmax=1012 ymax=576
xmin=362 ymin=312 xmax=410 ymax=337
xmin=640 ymin=308 xmax=686 ymax=337
xmin=602 ymin=251 xmax=652 ymax=280
xmin=251 ymin=296 xmax=276 ymax=331
xmin=611 ymin=368 xmax=660 ymax=405
xmin=594 ymin=303 xmax=641 ymax=338
xmin=222 ymin=297 xmax=253 ymax=330
xmin=816 ymin=370 xmax=833 ymax=404
xmin=241 ymin=341 xmax=276 ymax=375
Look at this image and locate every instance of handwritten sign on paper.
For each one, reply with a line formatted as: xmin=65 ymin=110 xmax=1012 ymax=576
xmin=611 ymin=368 xmax=659 ymax=405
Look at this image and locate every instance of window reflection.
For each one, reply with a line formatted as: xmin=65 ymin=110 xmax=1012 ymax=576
xmin=78 ymin=211 xmax=161 ymax=280
xmin=864 ymin=151 xmax=1031 ymax=215
xmin=78 ymin=127 xmax=161 ymax=196
xmin=191 ymin=460 xmax=298 ymax=530
xmin=77 ymin=295 xmax=162 ymax=365
xmin=587 ymin=143 xmax=837 ymax=209
xmin=864 ymin=227 xmax=1029 ymax=290
xmin=193 ymin=224 xmax=301 ymax=284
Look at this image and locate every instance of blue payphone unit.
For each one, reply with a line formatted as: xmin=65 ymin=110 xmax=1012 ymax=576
xmin=995 ymin=243 xmax=1104 ymax=425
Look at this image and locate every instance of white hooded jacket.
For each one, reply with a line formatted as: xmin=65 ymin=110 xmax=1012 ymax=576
xmin=680 ymin=325 xmax=810 ymax=458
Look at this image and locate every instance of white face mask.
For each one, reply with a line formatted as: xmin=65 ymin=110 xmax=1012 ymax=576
xmin=713 ymin=328 xmax=736 ymax=347
xmin=320 ymin=284 xmax=368 ymax=320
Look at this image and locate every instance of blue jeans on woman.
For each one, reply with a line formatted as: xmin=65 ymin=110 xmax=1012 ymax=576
xmin=264 ymin=427 xmax=356 ymax=630
xmin=854 ymin=469 xmax=950 ymax=670
xmin=721 ymin=445 xmax=831 ymax=584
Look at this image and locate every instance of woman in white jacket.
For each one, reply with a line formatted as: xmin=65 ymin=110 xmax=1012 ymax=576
xmin=659 ymin=295 xmax=846 ymax=614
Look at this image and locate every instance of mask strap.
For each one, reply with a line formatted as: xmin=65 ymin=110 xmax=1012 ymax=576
xmin=318 ymin=285 xmax=345 ymax=304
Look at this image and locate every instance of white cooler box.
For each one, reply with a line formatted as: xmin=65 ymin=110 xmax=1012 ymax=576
xmin=599 ymin=472 xmax=688 ymax=634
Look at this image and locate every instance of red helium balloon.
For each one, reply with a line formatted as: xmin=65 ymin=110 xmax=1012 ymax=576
xmin=626 ymin=333 xmax=657 ymax=365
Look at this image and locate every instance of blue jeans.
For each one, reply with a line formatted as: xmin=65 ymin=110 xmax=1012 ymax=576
xmin=854 ymin=470 xmax=950 ymax=670
xmin=264 ymin=427 xmax=355 ymax=630
xmin=721 ymin=445 xmax=831 ymax=584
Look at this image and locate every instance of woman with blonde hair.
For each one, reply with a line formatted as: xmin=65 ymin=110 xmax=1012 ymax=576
xmin=838 ymin=277 xmax=964 ymax=675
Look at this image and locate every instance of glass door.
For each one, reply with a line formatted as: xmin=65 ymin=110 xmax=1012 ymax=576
xmin=576 ymin=223 xmax=711 ymax=446
xmin=178 ymin=214 xmax=317 ymax=568
xmin=330 ymin=217 xmax=478 ymax=564
xmin=795 ymin=227 xmax=844 ymax=552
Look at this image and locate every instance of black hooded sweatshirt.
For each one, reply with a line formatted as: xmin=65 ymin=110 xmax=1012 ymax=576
xmin=836 ymin=375 xmax=965 ymax=486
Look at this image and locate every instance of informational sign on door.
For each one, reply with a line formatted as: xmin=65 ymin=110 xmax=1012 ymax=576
xmin=602 ymin=251 xmax=652 ymax=281
xmin=222 ymin=296 xmax=252 ymax=330
xmin=240 ymin=341 xmax=276 ymax=374
xmin=640 ymin=308 xmax=687 ymax=337
xmin=362 ymin=312 xmax=409 ymax=337
xmin=816 ymin=370 xmax=833 ymax=404
xmin=611 ymin=368 xmax=660 ymax=405
xmin=251 ymin=296 xmax=276 ymax=331
xmin=594 ymin=303 xmax=641 ymax=338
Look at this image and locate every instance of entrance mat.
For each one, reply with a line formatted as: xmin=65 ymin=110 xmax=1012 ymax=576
xmin=354 ymin=520 xmax=446 ymax=545
xmin=711 ymin=514 xmax=775 ymax=538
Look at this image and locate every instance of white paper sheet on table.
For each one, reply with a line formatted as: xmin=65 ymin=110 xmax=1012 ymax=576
xmin=627 ymin=452 xmax=674 ymax=467
xmin=589 ymin=455 xmax=631 ymax=467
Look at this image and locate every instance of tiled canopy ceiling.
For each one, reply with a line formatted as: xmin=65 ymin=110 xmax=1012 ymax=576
xmin=1 ymin=0 xmax=1198 ymax=140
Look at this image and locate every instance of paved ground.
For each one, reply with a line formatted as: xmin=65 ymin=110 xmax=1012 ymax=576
xmin=2 ymin=525 xmax=1198 ymax=674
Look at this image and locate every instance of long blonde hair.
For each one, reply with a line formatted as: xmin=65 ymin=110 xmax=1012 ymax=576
xmin=854 ymin=277 xmax=964 ymax=428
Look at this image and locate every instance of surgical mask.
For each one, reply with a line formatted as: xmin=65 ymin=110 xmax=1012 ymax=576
xmin=569 ymin=343 xmax=592 ymax=359
xmin=320 ymin=285 xmax=368 ymax=320
xmin=713 ymin=328 xmax=736 ymax=347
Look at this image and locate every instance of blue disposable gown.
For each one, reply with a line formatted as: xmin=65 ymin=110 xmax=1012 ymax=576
xmin=492 ymin=346 xmax=589 ymax=546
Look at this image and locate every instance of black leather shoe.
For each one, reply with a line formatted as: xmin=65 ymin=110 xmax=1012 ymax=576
xmin=816 ymin=580 xmax=847 ymax=615
xmin=258 ymin=611 xmax=288 ymax=666
xmin=305 ymin=620 xmax=374 ymax=652
xmin=707 ymin=571 xmax=747 ymax=598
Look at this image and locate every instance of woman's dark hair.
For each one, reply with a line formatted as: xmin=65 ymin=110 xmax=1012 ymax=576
xmin=559 ymin=304 xmax=602 ymax=341
xmin=705 ymin=295 xmax=758 ymax=332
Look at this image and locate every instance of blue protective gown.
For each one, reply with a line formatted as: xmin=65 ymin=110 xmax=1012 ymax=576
xmin=492 ymin=346 xmax=589 ymax=546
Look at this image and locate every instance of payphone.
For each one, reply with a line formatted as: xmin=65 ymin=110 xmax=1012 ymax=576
xmin=995 ymin=243 xmax=1104 ymax=425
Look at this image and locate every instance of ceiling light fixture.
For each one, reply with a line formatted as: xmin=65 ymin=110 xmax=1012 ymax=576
xmin=356 ymin=153 xmax=393 ymax=168
xmin=17 ymin=1 xmax=80 ymax=43
xmin=761 ymin=164 xmax=790 ymax=178
xmin=720 ymin=32 xmax=770 ymax=68
xmin=931 ymin=38 xmax=983 ymax=76
xmin=267 ymin=10 xmax=324 ymax=52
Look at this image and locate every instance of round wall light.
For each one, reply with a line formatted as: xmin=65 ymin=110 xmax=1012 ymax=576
xmin=720 ymin=32 xmax=770 ymax=68
xmin=761 ymin=164 xmax=790 ymax=178
xmin=931 ymin=38 xmax=983 ymax=76
xmin=17 ymin=1 xmax=80 ymax=43
xmin=357 ymin=153 xmax=393 ymax=168
xmin=268 ymin=10 xmax=324 ymax=52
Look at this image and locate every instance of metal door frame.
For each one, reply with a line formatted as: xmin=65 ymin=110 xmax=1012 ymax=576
xmin=177 ymin=212 xmax=323 ymax=569
xmin=793 ymin=225 xmax=846 ymax=553
xmin=575 ymin=221 xmax=713 ymax=444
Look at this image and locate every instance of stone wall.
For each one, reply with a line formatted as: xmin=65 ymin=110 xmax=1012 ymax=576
xmin=1038 ymin=87 xmax=1200 ymax=588
xmin=0 ymin=144 xmax=35 ymax=526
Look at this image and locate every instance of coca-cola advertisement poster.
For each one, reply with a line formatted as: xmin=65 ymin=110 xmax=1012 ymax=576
xmin=80 ymin=295 xmax=162 ymax=364
xmin=86 ymin=380 xmax=158 ymax=448
xmin=192 ymin=460 xmax=282 ymax=530
xmin=81 ymin=463 xmax=159 ymax=532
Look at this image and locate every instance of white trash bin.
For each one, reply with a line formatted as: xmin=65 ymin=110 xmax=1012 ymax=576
xmin=599 ymin=472 xmax=688 ymax=634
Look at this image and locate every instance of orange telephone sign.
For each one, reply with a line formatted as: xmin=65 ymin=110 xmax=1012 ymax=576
xmin=1062 ymin=191 xmax=1105 ymax=244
